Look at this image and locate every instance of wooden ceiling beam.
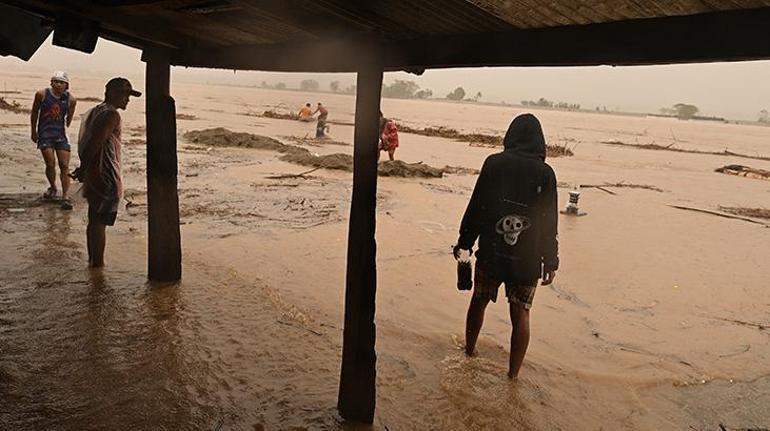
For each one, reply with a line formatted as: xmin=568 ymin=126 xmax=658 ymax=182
xmin=170 ymin=37 xmax=383 ymax=72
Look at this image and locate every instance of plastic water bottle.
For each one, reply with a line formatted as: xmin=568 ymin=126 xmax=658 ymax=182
xmin=456 ymin=249 xmax=472 ymax=291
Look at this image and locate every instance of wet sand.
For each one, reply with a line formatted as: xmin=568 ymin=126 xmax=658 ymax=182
xmin=2 ymin=71 xmax=770 ymax=430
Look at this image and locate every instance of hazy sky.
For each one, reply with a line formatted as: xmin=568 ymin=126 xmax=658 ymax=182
xmin=2 ymin=36 xmax=769 ymax=121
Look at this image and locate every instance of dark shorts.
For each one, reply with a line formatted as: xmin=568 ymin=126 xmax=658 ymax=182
xmin=378 ymin=142 xmax=396 ymax=153
xmin=88 ymin=203 xmax=118 ymax=226
xmin=473 ymin=261 xmax=537 ymax=309
xmin=38 ymin=139 xmax=71 ymax=152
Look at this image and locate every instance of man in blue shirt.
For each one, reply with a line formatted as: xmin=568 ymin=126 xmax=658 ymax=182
xmin=30 ymin=71 xmax=78 ymax=209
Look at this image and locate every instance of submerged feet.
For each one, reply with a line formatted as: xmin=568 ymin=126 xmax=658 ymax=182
xmin=42 ymin=187 xmax=73 ymax=210
xmin=464 ymin=344 xmax=475 ymax=357
xmin=43 ymin=187 xmax=57 ymax=199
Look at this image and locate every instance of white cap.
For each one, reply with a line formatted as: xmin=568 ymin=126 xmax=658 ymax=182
xmin=51 ymin=71 xmax=69 ymax=83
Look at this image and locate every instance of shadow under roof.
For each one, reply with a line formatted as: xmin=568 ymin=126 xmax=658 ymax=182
xmin=2 ymin=0 xmax=770 ymax=71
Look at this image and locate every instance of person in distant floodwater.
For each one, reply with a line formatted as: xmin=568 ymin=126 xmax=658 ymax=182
xmin=30 ymin=71 xmax=78 ymax=209
xmin=378 ymin=112 xmax=399 ymax=161
xmin=313 ymin=102 xmax=329 ymax=138
xmin=75 ymin=77 xmax=141 ymax=268
xmin=454 ymin=113 xmax=559 ymax=380
xmin=298 ymin=102 xmax=313 ymax=122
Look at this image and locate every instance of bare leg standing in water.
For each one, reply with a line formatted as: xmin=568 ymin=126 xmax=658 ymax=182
xmin=56 ymin=149 xmax=71 ymax=206
xmin=40 ymin=148 xmax=57 ymax=197
xmin=464 ymin=295 xmax=489 ymax=356
xmin=87 ymin=219 xmax=106 ymax=267
xmin=464 ymin=292 xmax=532 ymax=380
xmin=508 ymin=304 xmax=530 ymax=379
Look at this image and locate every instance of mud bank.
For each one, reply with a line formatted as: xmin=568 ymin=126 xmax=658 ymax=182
xmin=399 ymin=124 xmax=575 ymax=158
xmin=184 ymin=128 xmax=475 ymax=178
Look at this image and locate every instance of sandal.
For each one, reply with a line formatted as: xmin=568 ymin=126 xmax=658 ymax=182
xmin=43 ymin=187 xmax=58 ymax=200
xmin=60 ymin=199 xmax=73 ymax=210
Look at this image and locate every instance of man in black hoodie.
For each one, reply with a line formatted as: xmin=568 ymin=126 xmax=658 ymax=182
xmin=454 ymin=113 xmax=559 ymax=379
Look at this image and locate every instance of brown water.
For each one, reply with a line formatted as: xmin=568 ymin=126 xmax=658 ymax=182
xmin=0 ymin=205 xmax=343 ymax=429
xmin=2 ymin=71 xmax=770 ymax=430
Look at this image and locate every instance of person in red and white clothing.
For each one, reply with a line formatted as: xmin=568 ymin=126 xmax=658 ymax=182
xmin=378 ymin=112 xmax=399 ymax=161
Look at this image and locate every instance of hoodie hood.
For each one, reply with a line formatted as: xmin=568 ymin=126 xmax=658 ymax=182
xmin=503 ymin=113 xmax=546 ymax=161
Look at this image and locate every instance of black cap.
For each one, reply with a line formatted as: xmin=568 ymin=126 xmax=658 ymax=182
xmin=106 ymin=77 xmax=141 ymax=97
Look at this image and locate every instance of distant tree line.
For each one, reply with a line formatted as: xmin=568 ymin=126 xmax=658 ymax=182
xmin=381 ymin=80 xmax=433 ymax=99
xmin=446 ymin=87 xmax=465 ymax=100
xmin=259 ymin=78 xmax=486 ymax=102
xmin=330 ymin=80 xmax=357 ymax=94
xmin=521 ymin=97 xmax=580 ymax=110
xmin=660 ymin=103 xmax=699 ymax=120
xmin=261 ymin=80 xmax=287 ymax=90
xmin=378 ymin=82 xmax=484 ymax=101
xmin=260 ymin=79 xmax=356 ymax=94
xmin=300 ymin=79 xmax=319 ymax=91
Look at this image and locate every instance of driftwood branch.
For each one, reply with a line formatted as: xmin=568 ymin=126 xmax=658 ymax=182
xmin=710 ymin=316 xmax=768 ymax=331
xmin=581 ymin=182 xmax=663 ymax=193
xmin=668 ymin=205 xmax=770 ymax=227
xmin=580 ymin=185 xmax=617 ymax=195
xmin=718 ymin=345 xmax=751 ymax=358
xmin=276 ymin=319 xmax=323 ymax=336
xmin=265 ymin=167 xmax=320 ymax=179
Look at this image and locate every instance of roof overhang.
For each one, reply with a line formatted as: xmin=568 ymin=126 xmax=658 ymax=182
xmin=2 ymin=1 xmax=770 ymax=71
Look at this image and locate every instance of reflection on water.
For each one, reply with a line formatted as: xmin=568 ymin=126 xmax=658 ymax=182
xmin=2 ymin=202 xmax=209 ymax=429
xmin=1 ymin=204 xmax=345 ymax=429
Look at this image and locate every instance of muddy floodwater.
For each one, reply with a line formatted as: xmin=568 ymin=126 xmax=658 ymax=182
xmin=2 ymin=72 xmax=770 ymax=430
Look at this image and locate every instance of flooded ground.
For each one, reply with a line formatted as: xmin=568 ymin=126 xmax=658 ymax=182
xmin=1 ymin=71 xmax=770 ymax=430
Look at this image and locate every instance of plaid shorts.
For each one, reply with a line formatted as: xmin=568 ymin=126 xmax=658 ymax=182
xmin=473 ymin=261 xmax=537 ymax=309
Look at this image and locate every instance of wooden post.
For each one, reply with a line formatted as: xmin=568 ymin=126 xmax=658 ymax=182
xmin=337 ymin=53 xmax=383 ymax=423
xmin=144 ymin=51 xmax=181 ymax=282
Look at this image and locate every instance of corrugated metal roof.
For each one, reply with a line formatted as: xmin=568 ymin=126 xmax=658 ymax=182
xmin=2 ymin=0 xmax=770 ymax=69
xmin=7 ymin=0 xmax=770 ymax=48
xmin=468 ymin=0 xmax=770 ymax=28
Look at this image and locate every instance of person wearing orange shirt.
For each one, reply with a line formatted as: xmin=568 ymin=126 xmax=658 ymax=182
xmin=298 ymin=102 xmax=313 ymax=122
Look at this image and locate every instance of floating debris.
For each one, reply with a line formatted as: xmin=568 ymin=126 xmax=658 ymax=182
xmin=245 ymin=109 xmax=299 ymax=121
xmin=0 ymin=97 xmax=29 ymax=114
xmin=441 ymin=165 xmax=480 ymax=175
xmin=603 ymin=140 xmax=770 ymax=162
xmin=581 ymin=182 xmax=664 ymax=193
xmin=718 ymin=206 xmax=770 ymax=220
xmin=669 ymin=205 xmax=770 ymax=227
xmin=715 ymin=164 xmax=770 ymax=181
